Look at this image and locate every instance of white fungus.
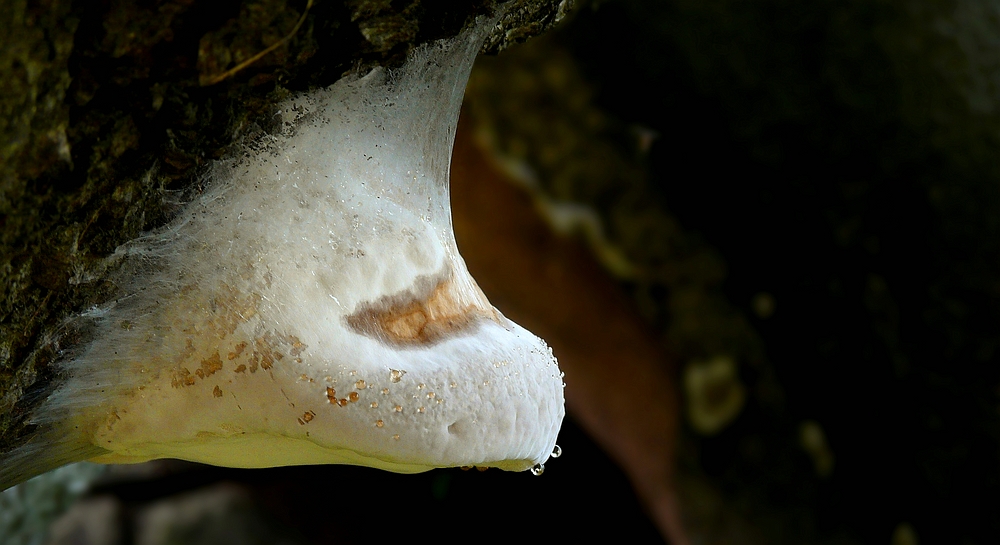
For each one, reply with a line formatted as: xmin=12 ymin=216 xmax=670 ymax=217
xmin=0 ymin=15 xmax=565 ymax=489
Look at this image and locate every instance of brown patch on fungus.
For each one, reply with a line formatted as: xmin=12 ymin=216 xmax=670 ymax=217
xmin=196 ymin=352 xmax=223 ymax=378
xmin=171 ymin=367 xmax=198 ymax=388
xmin=346 ymin=267 xmax=499 ymax=346
xmin=287 ymin=335 xmax=307 ymax=356
xmin=213 ymin=385 xmax=223 ymax=397
xmin=228 ymin=341 xmax=247 ymax=360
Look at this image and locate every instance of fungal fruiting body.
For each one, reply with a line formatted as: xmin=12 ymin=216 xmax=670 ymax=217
xmin=0 ymin=17 xmax=565 ymax=489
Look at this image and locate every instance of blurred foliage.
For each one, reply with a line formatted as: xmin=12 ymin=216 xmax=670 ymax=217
xmin=467 ymin=0 xmax=1000 ymax=543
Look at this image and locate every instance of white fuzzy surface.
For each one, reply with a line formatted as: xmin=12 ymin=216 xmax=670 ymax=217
xmin=4 ymin=15 xmax=564 ymax=487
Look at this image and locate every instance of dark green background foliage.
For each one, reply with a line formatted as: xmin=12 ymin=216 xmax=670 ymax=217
xmin=565 ymin=1 xmax=1000 ymax=543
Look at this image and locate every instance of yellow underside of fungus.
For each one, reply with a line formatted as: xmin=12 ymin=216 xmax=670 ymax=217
xmin=0 ymin=15 xmax=565 ymax=490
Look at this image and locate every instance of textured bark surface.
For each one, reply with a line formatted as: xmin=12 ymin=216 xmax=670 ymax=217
xmin=0 ymin=0 xmax=569 ymax=455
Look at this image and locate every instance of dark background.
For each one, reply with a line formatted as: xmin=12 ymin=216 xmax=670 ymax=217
xmin=16 ymin=0 xmax=1000 ymax=543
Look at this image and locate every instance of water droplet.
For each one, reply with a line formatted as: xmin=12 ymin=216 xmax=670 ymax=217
xmin=348 ymin=392 xmax=359 ymax=402
xmin=389 ymin=369 xmax=405 ymax=383
xmin=476 ymin=466 xmax=488 ymax=472
xmin=449 ymin=381 xmax=457 ymax=389
xmin=375 ymin=419 xmax=384 ymax=428
xmin=350 ymin=370 xmax=357 ymax=376
xmin=326 ymin=387 xmax=336 ymax=402
xmin=355 ymin=379 xmax=366 ymax=389
xmin=417 ymin=383 xmax=425 ymax=390
xmin=530 ymin=464 xmax=545 ymax=476
xmin=427 ymin=392 xmax=436 ymax=399
xmin=550 ymin=445 xmax=562 ymax=458
xmin=394 ymin=405 xmax=402 ymax=412
xmin=417 ymin=406 xmax=425 ymax=413
xmin=381 ymin=387 xmax=390 ymax=395
xmin=370 ymin=401 xmax=379 ymax=409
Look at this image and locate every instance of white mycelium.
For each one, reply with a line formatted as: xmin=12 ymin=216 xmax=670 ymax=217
xmin=0 ymin=17 xmax=564 ymax=489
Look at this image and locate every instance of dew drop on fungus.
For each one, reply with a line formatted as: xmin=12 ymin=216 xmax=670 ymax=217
xmin=348 ymin=392 xmax=359 ymax=402
xmin=355 ymin=379 xmax=366 ymax=389
xmin=370 ymin=401 xmax=379 ymax=408
xmin=394 ymin=405 xmax=402 ymax=412
xmin=551 ymin=445 xmax=562 ymax=458
xmin=530 ymin=463 xmax=545 ymax=476
xmin=389 ymin=369 xmax=405 ymax=383
xmin=392 ymin=434 xmax=400 ymax=440
xmin=375 ymin=419 xmax=384 ymax=428
xmin=381 ymin=387 xmax=389 ymax=395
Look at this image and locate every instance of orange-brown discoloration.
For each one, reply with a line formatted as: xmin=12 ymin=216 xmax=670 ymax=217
xmin=207 ymin=283 xmax=261 ymax=338
xmin=196 ymin=352 xmax=223 ymax=379
xmin=299 ymin=411 xmax=315 ymax=425
xmin=254 ymin=337 xmax=275 ymax=370
xmin=228 ymin=341 xmax=247 ymax=360
xmin=213 ymin=385 xmax=223 ymax=397
xmin=346 ymin=270 xmax=499 ymax=346
xmin=171 ymin=367 xmax=199 ymax=388
xmin=170 ymin=330 xmax=301 ymax=386
xmin=289 ymin=335 xmax=307 ymax=356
